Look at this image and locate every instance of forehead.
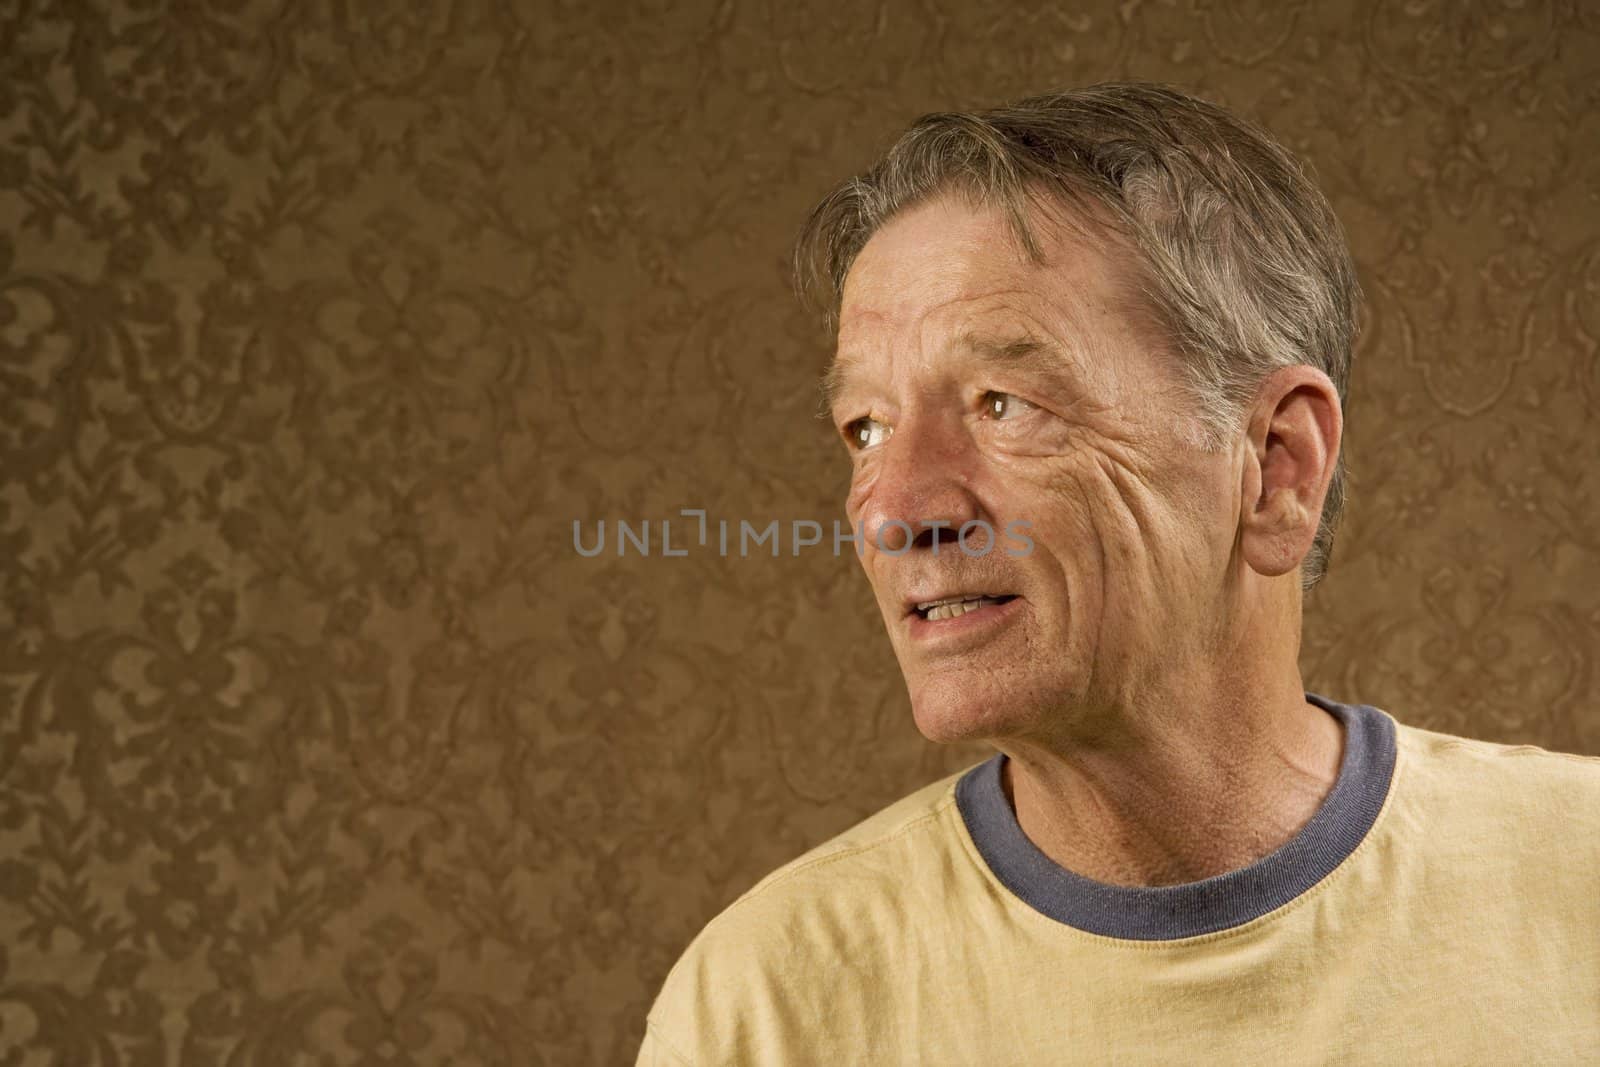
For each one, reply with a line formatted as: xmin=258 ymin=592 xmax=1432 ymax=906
xmin=836 ymin=192 xmax=1131 ymax=353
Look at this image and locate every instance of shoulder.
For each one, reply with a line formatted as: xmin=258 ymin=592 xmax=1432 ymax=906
xmin=643 ymin=763 xmax=980 ymax=1060
xmin=1395 ymin=718 xmax=1600 ymax=798
xmin=736 ymin=758 xmax=972 ymax=902
xmin=1390 ymin=715 xmax=1600 ymax=856
xmin=667 ymin=763 xmax=971 ymax=957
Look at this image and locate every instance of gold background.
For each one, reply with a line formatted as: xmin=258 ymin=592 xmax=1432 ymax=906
xmin=1 ymin=2 xmax=1598 ymax=1063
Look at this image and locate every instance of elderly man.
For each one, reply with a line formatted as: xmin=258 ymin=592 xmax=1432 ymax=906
xmin=636 ymin=83 xmax=1600 ymax=1064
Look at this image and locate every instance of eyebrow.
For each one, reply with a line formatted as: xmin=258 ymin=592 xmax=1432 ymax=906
xmin=819 ymin=358 xmax=857 ymax=417
xmin=961 ymin=330 xmax=1067 ymax=376
xmin=821 ymin=330 xmax=1068 ymax=415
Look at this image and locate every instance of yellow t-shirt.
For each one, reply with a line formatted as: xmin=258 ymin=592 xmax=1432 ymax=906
xmin=637 ymin=694 xmax=1600 ymax=1065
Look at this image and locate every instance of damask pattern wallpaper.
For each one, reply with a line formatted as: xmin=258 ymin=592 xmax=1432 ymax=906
xmin=0 ymin=1 xmax=1596 ymax=1063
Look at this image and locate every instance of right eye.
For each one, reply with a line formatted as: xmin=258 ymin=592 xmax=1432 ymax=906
xmin=843 ymin=416 xmax=893 ymax=451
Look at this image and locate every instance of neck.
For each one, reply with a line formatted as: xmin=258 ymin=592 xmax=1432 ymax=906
xmin=997 ymin=589 xmax=1342 ymax=887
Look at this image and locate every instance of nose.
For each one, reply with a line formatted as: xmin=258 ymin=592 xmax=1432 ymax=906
xmin=857 ymin=410 xmax=985 ymax=557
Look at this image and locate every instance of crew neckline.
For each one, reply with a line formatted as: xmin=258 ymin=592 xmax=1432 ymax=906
xmin=954 ymin=692 xmax=1397 ymax=941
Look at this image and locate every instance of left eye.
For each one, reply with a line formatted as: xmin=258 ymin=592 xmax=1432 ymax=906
xmin=982 ymin=391 xmax=1035 ymax=420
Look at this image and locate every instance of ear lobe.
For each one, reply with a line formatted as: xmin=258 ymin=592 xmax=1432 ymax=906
xmin=1238 ymin=368 xmax=1341 ymax=579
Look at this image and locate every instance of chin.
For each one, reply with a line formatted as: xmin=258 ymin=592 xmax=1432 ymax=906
xmin=906 ymin=679 xmax=1018 ymax=745
xmin=905 ymin=663 xmax=1076 ymax=746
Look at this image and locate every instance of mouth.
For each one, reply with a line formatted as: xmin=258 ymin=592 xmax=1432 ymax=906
xmin=908 ymin=593 xmax=1020 ymax=622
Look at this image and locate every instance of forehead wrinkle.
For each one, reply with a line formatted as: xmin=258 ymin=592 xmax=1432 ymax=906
xmin=826 ymin=288 xmax=1083 ymax=411
xmin=822 ymin=331 xmax=1071 ymax=414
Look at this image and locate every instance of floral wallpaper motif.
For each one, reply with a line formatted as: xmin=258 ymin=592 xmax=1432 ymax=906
xmin=0 ymin=2 xmax=1596 ymax=1063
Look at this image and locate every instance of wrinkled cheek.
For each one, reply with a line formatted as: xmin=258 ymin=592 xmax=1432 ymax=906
xmin=1018 ymin=465 xmax=1110 ymax=555
xmin=1029 ymin=467 xmax=1162 ymax=658
xmin=841 ymin=481 xmax=871 ymax=556
xmin=844 ymin=478 xmax=869 ymax=522
xmin=1069 ymin=457 xmax=1159 ymax=568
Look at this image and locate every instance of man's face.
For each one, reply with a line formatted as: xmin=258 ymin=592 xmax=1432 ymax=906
xmin=829 ymin=193 xmax=1246 ymax=745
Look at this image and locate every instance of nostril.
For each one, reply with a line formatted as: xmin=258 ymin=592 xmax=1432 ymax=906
xmin=915 ymin=522 xmax=961 ymax=551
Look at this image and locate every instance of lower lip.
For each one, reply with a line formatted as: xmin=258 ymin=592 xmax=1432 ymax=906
xmin=905 ymin=597 xmax=1024 ymax=646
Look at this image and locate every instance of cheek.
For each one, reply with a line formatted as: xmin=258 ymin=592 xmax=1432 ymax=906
xmin=1000 ymin=452 xmax=1183 ymax=602
xmin=989 ymin=449 xmax=1115 ymax=545
xmin=843 ymin=459 xmax=878 ymax=520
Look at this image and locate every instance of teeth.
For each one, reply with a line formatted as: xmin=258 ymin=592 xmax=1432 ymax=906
xmin=917 ymin=594 xmax=991 ymax=610
xmin=921 ymin=596 xmax=1007 ymax=621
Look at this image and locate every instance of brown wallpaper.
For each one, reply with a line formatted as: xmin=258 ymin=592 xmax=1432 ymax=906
xmin=0 ymin=2 xmax=1597 ymax=1063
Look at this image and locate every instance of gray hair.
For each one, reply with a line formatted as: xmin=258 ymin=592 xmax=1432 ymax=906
xmin=792 ymin=82 xmax=1362 ymax=591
